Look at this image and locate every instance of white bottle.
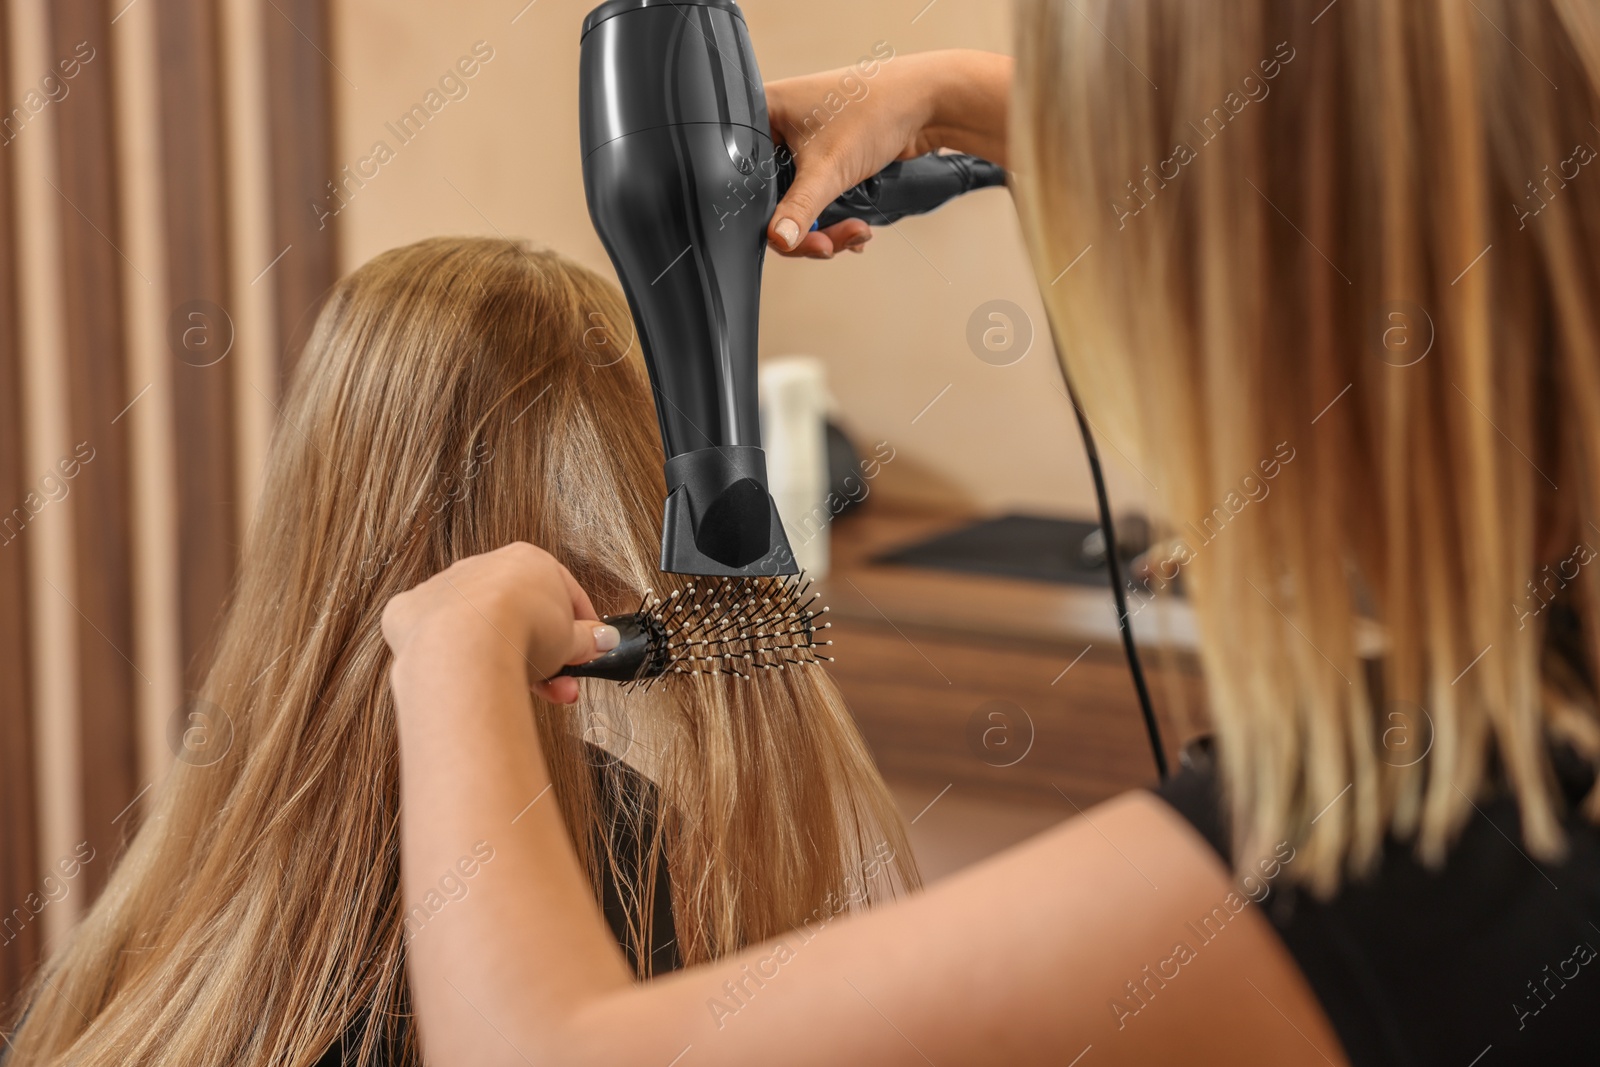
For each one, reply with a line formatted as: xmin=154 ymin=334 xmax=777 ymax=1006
xmin=760 ymin=357 xmax=831 ymax=577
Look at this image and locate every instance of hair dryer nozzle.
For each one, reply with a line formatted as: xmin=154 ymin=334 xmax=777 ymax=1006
xmin=662 ymin=446 xmax=796 ymax=576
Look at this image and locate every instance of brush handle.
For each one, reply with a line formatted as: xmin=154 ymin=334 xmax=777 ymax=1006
xmin=558 ymin=613 xmax=669 ymax=683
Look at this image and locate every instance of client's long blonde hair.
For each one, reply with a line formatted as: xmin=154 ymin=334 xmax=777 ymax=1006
xmin=5 ymin=237 xmax=916 ymax=1066
xmin=1013 ymin=0 xmax=1600 ymax=892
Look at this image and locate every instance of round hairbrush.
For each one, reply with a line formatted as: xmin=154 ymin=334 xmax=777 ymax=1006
xmin=558 ymin=574 xmax=833 ymax=690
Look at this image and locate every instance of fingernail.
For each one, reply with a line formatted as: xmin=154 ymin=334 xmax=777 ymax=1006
xmin=774 ymin=217 xmax=801 ymax=250
xmin=846 ymin=234 xmax=871 ymax=248
xmin=593 ymin=624 xmax=620 ymax=652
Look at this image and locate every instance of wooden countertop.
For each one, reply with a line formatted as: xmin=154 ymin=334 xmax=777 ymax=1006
xmin=814 ymin=509 xmax=1201 ymax=656
xmin=812 ymin=508 xmax=1208 ymax=807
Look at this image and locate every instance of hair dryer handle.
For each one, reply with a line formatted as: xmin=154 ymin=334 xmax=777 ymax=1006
xmin=776 ymin=151 xmax=1007 ymax=229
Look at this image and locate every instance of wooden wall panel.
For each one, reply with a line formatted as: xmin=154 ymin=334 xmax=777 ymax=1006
xmin=47 ymin=0 xmax=139 ymax=901
xmin=0 ymin=0 xmax=340 ymax=1015
xmin=155 ymin=0 xmax=238 ymax=684
xmin=264 ymin=0 xmax=339 ymax=384
xmin=0 ymin=2 xmax=42 ymax=1014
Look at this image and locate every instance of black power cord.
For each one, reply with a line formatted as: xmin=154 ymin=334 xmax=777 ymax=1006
xmin=1063 ymin=376 xmax=1169 ymax=782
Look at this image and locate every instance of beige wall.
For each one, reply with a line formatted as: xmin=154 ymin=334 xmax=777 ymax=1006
xmin=331 ymin=0 xmax=1149 ymax=516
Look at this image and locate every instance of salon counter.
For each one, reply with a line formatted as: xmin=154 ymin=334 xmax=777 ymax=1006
xmin=816 ymin=510 xmax=1209 ymax=810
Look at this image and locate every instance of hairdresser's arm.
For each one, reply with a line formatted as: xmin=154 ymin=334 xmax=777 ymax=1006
xmin=387 ymin=545 xmax=1346 ymax=1067
xmin=766 ymin=49 xmax=1011 ymax=258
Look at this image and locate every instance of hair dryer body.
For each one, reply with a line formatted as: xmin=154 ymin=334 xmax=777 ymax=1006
xmin=580 ymin=0 xmax=1006 ymax=578
xmin=581 ymin=0 xmax=791 ymax=577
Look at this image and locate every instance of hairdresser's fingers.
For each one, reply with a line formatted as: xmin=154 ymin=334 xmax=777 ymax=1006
xmin=528 ymin=620 xmax=617 ymax=706
xmin=820 ymin=219 xmax=872 ymax=254
xmin=779 ymin=220 xmax=873 ymax=260
xmin=563 ymin=619 xmax=620 ymax=666
xmin=785 ymin=228 xmax=829 ymax=258
xmin=767 ymin=158 xmax=841 ymax=252
xmin=764 ymin=94 xmax=896 ymax=252
xmin=766 ymin=51 xmax=1011 ymax=257
xmin=768 ymin=142 xmax=894 ymax=254
xmin=491 ymin=541 xmax=599 ymax=632
xmin=383 ymin=542 xmax=612 ymax=692
xmin=510 ymin=552 xmax=610 ymax=682
xmin=765 ymin=55 xmax=940 ymax=255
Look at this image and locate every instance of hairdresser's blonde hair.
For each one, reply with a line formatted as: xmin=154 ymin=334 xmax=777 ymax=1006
xmin=5 ymin=237 xmax=916 ymax=1066
xmin=1013 ymin=0 xmax=1600 ymax=892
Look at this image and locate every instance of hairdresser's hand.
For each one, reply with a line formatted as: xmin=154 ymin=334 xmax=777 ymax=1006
xmin=765 ymin=49 xmax=1012 ymax=258
xmin=381 ymin=542 xmax=616 ymax=705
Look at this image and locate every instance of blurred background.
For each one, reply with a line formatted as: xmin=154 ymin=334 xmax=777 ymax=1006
xmin=1 ymin=0 xmax=1197 ymax=1010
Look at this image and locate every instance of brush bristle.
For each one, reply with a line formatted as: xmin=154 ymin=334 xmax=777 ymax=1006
xmin=625 ymin=573 xmax=833 ymax=691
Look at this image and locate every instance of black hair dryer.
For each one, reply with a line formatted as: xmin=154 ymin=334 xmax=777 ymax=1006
xmin=579 ymin=0 xmax=1004 ymax=577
